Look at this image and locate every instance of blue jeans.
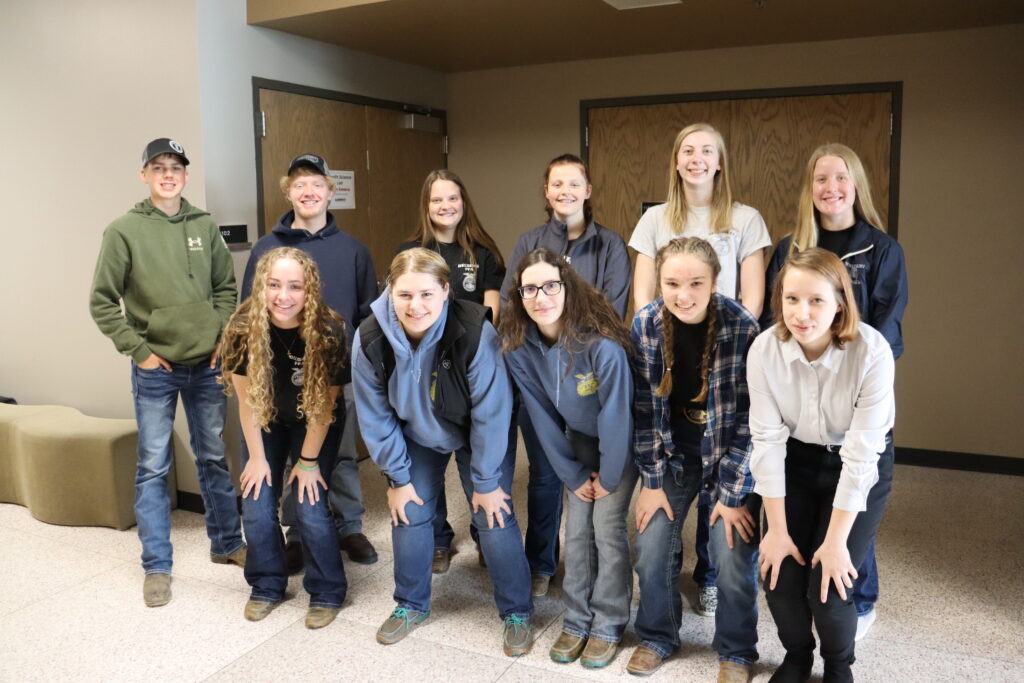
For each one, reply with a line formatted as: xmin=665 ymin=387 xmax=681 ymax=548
xmin=241 ymin=421 xmax=346 ymax=607
xmin=521 ymin=406 xmax=562 ymax=577
xmin=693 ymin=496 xmax=717 ymax=587
xmin=561 ymin=431 xmax=637 ymax=643
xmin=430 ymin=403 xmax=517 ymax=552
xmin=393 ymin=438 xmax=532 ymax=619
xmin=853 ymin=540 xmax=878 ymax=615
xmin=708 ymin=494 xmax=762 ymax=666
xmin=280 ymin=386 xmax=365 ymax=540
xmin=131 ymin=362 xmax=243 ymax=574
xmin=632 ymin=465 xmax=703 ymax=658
xmin=853 ymin=428 xmax=893 ymax=615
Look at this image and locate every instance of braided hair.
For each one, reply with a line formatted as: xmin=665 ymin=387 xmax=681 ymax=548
xmin=652 ymin=237 xmax=721 ymax=402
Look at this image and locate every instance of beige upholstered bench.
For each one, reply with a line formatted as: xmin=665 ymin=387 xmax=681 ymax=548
xmin=0 ymin=404 xmax=142 ymax=530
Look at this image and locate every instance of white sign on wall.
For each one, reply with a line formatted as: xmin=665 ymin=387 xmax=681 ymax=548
xmin=328 ymin=170 xmax=355 ymax=210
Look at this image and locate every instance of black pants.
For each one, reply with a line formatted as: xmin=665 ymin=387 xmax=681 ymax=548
xmin=764 ymin=437 xmax=893 ymax=676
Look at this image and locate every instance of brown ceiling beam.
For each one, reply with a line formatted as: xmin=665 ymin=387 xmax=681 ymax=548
xmin=247 ymin=0 xmax=391 ymax=25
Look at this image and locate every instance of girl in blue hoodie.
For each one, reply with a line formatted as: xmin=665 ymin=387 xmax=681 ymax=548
xmin=351 ymin=248 xmax=533 ymax=657
xmin=499 ymin=248 xmax=636 ymax=669
xmin=396 ymin=169 xmax=509 ymax=574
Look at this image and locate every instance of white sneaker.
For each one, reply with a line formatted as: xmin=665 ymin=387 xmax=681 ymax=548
xmin=696 ymin=585 xmax=718 ymax=617
xmin=855 ymin=608 xmax=877 ymax=641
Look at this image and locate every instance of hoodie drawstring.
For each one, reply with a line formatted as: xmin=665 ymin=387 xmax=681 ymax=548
xmin=183 ymin=216 xmax=195 ymax=279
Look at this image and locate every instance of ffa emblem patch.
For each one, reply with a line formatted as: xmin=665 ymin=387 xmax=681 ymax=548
xmin=575 ymin=372 xmax=598 ymax=396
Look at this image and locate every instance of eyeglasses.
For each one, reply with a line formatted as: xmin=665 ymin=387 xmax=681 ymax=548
xmin=518 ymin=280 xmax=564 ymax=299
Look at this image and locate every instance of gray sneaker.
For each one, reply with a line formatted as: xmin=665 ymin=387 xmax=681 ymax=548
xmin=697 ymin=585 xmax=718 ymax=617
xmin=376 ymin=606 xmax=429 ymax=644
xmin=502 ymin=615 xmax=533 ymax=657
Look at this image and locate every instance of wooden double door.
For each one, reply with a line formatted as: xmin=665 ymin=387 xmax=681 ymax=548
xmin=585 ymin=85 xmax=900 ymax=245
xmin=257 ymin=84 xmax=447 ymax=281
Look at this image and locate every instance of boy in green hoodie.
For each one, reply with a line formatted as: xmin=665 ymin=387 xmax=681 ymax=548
xmin=90 ymin=138 xmax=245 ymax=607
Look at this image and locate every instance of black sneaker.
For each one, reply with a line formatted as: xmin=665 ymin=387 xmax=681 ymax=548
xmin=339 ymin=532 xmax=379 ymax=564
xmin=284 ymin=540 xmax=304 ymax=575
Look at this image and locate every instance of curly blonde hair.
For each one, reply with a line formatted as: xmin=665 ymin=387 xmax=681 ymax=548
xmin=221 ymin=247 xmax=346 ymax=429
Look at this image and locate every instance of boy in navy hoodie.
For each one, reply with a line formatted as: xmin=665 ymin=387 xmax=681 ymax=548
xmin=242 ymin=154 xmax=379 ymax=566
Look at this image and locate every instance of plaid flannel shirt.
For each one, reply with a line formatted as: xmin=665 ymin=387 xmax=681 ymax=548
xmin=630 ymin=293 xmax=760 ymax=507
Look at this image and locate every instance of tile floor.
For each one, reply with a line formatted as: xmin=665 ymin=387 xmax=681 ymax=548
xmin=1 ymin=457 xmax=1022 ymax=682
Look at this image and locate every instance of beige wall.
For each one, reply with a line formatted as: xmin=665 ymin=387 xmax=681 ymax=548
xmin=447 ymin=24 xmax=1024 ymax=459
xmin=0 ymin=0 xmax=446 ymax=496
xmin=0 ymin=1 xmax=208 ymax=416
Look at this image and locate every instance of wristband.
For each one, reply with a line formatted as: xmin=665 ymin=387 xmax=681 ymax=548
xmin=297 ymin=461 xmax=320 ymax=472
xmin=382 ymin=472 xmax=406 ymax=489
xmin=298 ymin=456 xmax=318 ymax=463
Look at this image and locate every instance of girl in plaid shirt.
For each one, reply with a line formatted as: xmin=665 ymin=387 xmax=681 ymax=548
xmin=628 ymin=237 xmax=761 ymax=681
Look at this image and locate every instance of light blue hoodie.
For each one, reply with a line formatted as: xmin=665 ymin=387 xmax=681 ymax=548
xmin=504 ymin=326 xmax=633 ymax=492
xmin=352 ymin=290 xmax=513 ymax=493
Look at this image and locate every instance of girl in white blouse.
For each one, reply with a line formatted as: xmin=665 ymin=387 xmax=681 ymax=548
xmin=748 ymin=248 xmax=894 ymax=683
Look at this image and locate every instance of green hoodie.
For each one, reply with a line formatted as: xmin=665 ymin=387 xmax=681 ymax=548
xmin=90 ymin=198 xmax=237 ymax=365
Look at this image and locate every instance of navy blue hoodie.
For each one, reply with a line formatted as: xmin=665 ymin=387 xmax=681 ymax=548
xmin=242 ymin=211 xmax=377 ymax=337
xmin=505 ymin=328 xmax=633 ymax=493
xmin=351 ymin=291 xmax=513 ymax=493
xmin=501 ymin=219 xmax=631 ymax=317
xmin=762 ymin=220 xmax=908 ymax=359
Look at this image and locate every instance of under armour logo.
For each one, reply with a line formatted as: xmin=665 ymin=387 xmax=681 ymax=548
xmin=187 ymin=237 xmax=203 ymax=249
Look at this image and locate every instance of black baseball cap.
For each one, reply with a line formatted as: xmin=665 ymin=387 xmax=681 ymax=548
xmin=142 ymin=138 xmax=190 ymax=167
xmin=287 ymin=153 xmax=329 ymax=176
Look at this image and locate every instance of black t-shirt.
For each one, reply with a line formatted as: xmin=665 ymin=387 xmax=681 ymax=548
xmin=397 ymin=239 xmax=505 ymax=305
xmin=669 ymin=315 xmax=709 ymax=451
xmin=818 ymin=226 xmax=854 ymax=258
xmin=235 ymin=323 xmax=348 ymax=423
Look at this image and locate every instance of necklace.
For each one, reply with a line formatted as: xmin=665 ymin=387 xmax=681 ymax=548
xmin=271 ymin=326 xmax=305 ymax=386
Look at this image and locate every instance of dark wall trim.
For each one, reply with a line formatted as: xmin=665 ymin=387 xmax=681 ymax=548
xmin=579 ymin=81 xmax=903 ymax=238
xmin=176 ymin=491 xmax=243 ymax=515
xmin=895 ymin=448 xmax=1023 ymax=477
xmin=176 ymin=490 xmax=205 ymax=514
xmin=251 ymin=77 xmax=448 ymax=239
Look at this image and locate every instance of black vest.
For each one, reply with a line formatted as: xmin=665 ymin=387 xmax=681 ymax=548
xmin=358 ymin=299 xmax=491 ymax=437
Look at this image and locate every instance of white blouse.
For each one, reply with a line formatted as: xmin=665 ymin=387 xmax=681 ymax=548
xmin=748 ymin=322 xmax=895 ymax=511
